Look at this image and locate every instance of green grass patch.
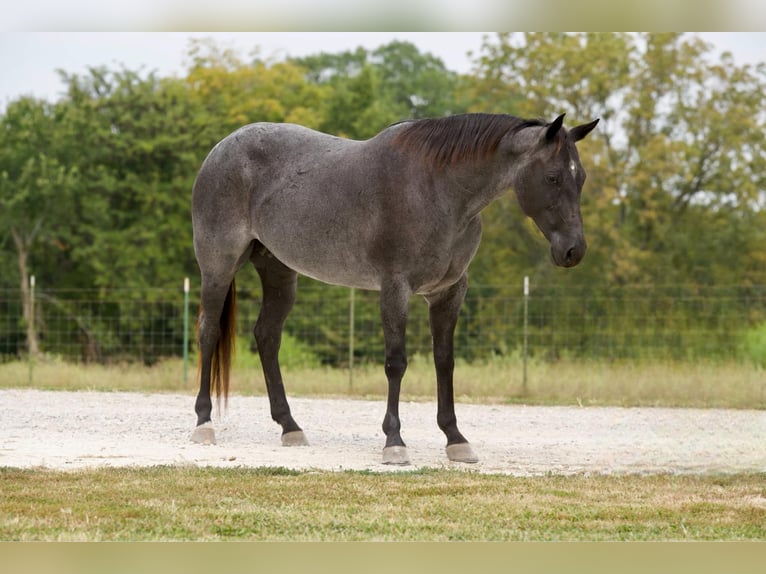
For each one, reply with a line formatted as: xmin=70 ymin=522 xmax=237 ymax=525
xmin=2 ymin=354 xmax=764 ymax=409
xmin=1 ymin=467 xmax=764 ymax=541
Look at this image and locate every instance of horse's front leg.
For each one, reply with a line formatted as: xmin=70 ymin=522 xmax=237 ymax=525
xmin=426 ymin=275 xmax=478 ymax=463
xmin=379 ymin=277 xmax=412 ymax=465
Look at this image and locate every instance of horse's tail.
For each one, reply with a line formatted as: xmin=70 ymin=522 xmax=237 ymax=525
xmin=198 ymin=278 xmax=237 ymax=406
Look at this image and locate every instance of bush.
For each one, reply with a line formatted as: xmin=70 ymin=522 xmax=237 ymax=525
xmin=235 ymin=332 xmax=321 ymax=370
xmin=743 ymin=323 xmax=766 ymax=369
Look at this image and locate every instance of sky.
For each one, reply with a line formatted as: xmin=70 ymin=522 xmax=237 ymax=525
xmin=3 ymin=33 xmax=484 ymax=106
xmin=0 ymin=32 xmax=764 ymax=109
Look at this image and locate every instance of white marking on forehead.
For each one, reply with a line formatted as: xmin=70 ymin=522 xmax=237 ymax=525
xmin=569 ymin=160 xmax=577 ymax=175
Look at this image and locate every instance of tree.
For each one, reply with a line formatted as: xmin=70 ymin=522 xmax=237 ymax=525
xmin=55 ymin=68 xmax=202 ymax=291
xmin=469 ymin=32 xmax=766 ymax=288
xmin=184 ymin=38 xmax=328 ymax=140
xmin=3 ymin=35 xmax=763 ymax=364
xmin=620 ymin=34 xmax=766 ymax=285
xmin=369 ymin=40 xmax=462 ymax=119
xmin=295 ymin=40 xmax=463 ymax=139
xmin=0 ymin=98 xmax=79 ymax=356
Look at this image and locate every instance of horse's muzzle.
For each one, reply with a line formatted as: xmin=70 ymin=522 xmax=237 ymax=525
xmin=551 ymin=236 xmax=587 ymax=268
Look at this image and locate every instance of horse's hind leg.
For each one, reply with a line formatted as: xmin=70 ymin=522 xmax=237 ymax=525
xmin=191 ymin=231 xmax=254 ymax=444
xmin=252 ymin=247 xmax=308 ymax=446
xmin=191 ymin=270 xmax=237 ymax=445
xmin=425 ymin=274 xmax=478 ymax=463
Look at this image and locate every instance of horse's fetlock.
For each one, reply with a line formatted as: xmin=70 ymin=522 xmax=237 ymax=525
xmin=382 ymin=412 xmax=401 ymax=435
xmin=437 ymin=412 xmax=457 ymax=432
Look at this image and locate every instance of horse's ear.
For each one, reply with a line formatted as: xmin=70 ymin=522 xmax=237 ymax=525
xmin=570 ymin=118 xmax=600 ymax=142
xmin=545 ymin=114 xmax=566 ymax=141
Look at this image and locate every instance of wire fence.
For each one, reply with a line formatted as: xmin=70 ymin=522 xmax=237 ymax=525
xmin=2 ymin=278 xmax=765 ymax=371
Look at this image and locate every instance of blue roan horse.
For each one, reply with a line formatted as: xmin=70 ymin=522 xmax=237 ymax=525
xmin=191 ymin=112 xmax=598 ymax=464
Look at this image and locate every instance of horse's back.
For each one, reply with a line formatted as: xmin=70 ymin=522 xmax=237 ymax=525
xmin=195 ymin=122 xmax=377 ymax=195
xmin=192 ymin=123 xmax=399 ymax=289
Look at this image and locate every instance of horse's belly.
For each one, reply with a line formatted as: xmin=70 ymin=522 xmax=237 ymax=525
xmin=296 ymin=265 xmax=381 ymax=291
xmin=262 ymin=241 xmax=383 ymax=291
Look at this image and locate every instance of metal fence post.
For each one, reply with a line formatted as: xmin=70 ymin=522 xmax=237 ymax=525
xmin=348 ymin=287 xmax=355 ymax=391
xmin=183 ymin=277 xmax=190 ymax=386
xmin=523 ymin=275 xmax=529 ymax=396
xmin=28 ymin=275 xmax=35 ymax=386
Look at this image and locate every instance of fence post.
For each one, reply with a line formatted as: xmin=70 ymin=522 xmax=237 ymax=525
xmin=28 ymin=275 xmax=36 ymax=386
xmin=523 ymin=275 xmax=529 ymax=396
xmin=348 ymin=287 xmax=355 ymax=391
xmin=183 ymin=277 xmax=190 ymax=386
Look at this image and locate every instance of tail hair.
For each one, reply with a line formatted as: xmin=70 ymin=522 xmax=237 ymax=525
xmin=197 ymin=278 xmax=237 ymax=407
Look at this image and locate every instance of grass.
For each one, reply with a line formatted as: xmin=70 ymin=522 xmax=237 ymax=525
xmin=2 ymin=354 xmax=764 ymax=544
xmin=1 ymin=467 xmax=765 ymax=541
xmin=1 ymin=353 xmax=764 ymax=409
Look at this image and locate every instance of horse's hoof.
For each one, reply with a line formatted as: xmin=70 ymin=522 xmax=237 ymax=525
xmin=281 ymin=430 xmax=309 ymax=446
xmin=382 ymin=445 xmax=411 ymax=465
xmin=446 ymin=442 xmax=479 ymax=463
xmin=191 ymin=423 xmax=216 ymax=445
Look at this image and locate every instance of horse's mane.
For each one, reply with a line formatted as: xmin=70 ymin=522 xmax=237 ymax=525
xmin=390 ymin=114 xmax=545 ymax=168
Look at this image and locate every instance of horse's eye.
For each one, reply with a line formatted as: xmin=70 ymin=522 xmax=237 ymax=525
xmin=545 ymin=173 xmax=559 ymax=185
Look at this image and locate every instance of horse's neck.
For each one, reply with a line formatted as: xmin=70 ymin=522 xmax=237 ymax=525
xmin=445 ymin=160 xmax=518 ymax=220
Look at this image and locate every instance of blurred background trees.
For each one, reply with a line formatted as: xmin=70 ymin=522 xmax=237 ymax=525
xmin=1 ymin=34 xmax=765 ymax=364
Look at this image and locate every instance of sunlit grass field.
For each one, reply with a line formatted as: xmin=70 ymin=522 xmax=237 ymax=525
xmin=2 ymin=467 xmax=765 ymax=541
xmin=1 ymin=351 xmax=763 ymax=409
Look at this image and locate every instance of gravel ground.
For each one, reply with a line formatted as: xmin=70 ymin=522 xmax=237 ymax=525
xmin=1 ymin=389 xmax=764 ymax=475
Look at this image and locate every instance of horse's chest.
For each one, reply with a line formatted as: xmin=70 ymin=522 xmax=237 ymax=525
xmin=415 ymin=217 xmax=482 ymax=294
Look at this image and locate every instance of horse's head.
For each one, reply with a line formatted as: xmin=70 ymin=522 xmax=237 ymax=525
xmin=508 ymin=114 xmax=599 ymax=268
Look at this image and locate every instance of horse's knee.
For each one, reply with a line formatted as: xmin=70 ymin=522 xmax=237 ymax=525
xmin=384 ymin=353 xmax=407 ymax=381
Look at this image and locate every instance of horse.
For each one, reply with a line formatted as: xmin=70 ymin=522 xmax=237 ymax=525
xmin=190 ymin=112 xmax=599 ymax=465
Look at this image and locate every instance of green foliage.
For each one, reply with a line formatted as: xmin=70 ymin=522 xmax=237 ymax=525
xmin=0 ymin=98 xmax=81 ymax=289
xmin=235 ymin=330 xmax=321 ymax=370
xmin=294 ymin=40 xmax=463 ymax=138
xmin=468 ymin=32 xmax=766 ymax=288
xmin=743 ymin=323 xmax=766 ymax=369
xmin=54 ymin=68 xmax=203 ymax=290
xmin=1 ymin=34 xmax=765 ymax=366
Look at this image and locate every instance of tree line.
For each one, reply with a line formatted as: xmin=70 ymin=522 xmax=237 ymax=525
xmin=1 ymin=33 xmax=765 ymax=363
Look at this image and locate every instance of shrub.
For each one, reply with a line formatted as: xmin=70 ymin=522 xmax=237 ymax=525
xmin=235 ymin=332 xmax=321 ymax=370
xmin=743 ymin=323 xmax=766 ymax=369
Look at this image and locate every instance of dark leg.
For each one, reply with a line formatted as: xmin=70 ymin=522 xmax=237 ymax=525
xmin=252 ymin=248 xmax=307 ymax=446
xmin=191 ymin=273 xmax=235 ymax=444
xmin=380 ymin=276 xmax=412 ymax=465
xmin=425 ymin=274 xmax=478 ymax=463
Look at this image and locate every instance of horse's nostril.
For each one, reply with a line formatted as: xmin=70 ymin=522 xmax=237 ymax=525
xmin=565 ymin=247 xmax=576 ymax=265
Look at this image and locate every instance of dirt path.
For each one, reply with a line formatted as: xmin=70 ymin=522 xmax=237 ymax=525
xmin=1 ymin=389 xmax=764 ymax=475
